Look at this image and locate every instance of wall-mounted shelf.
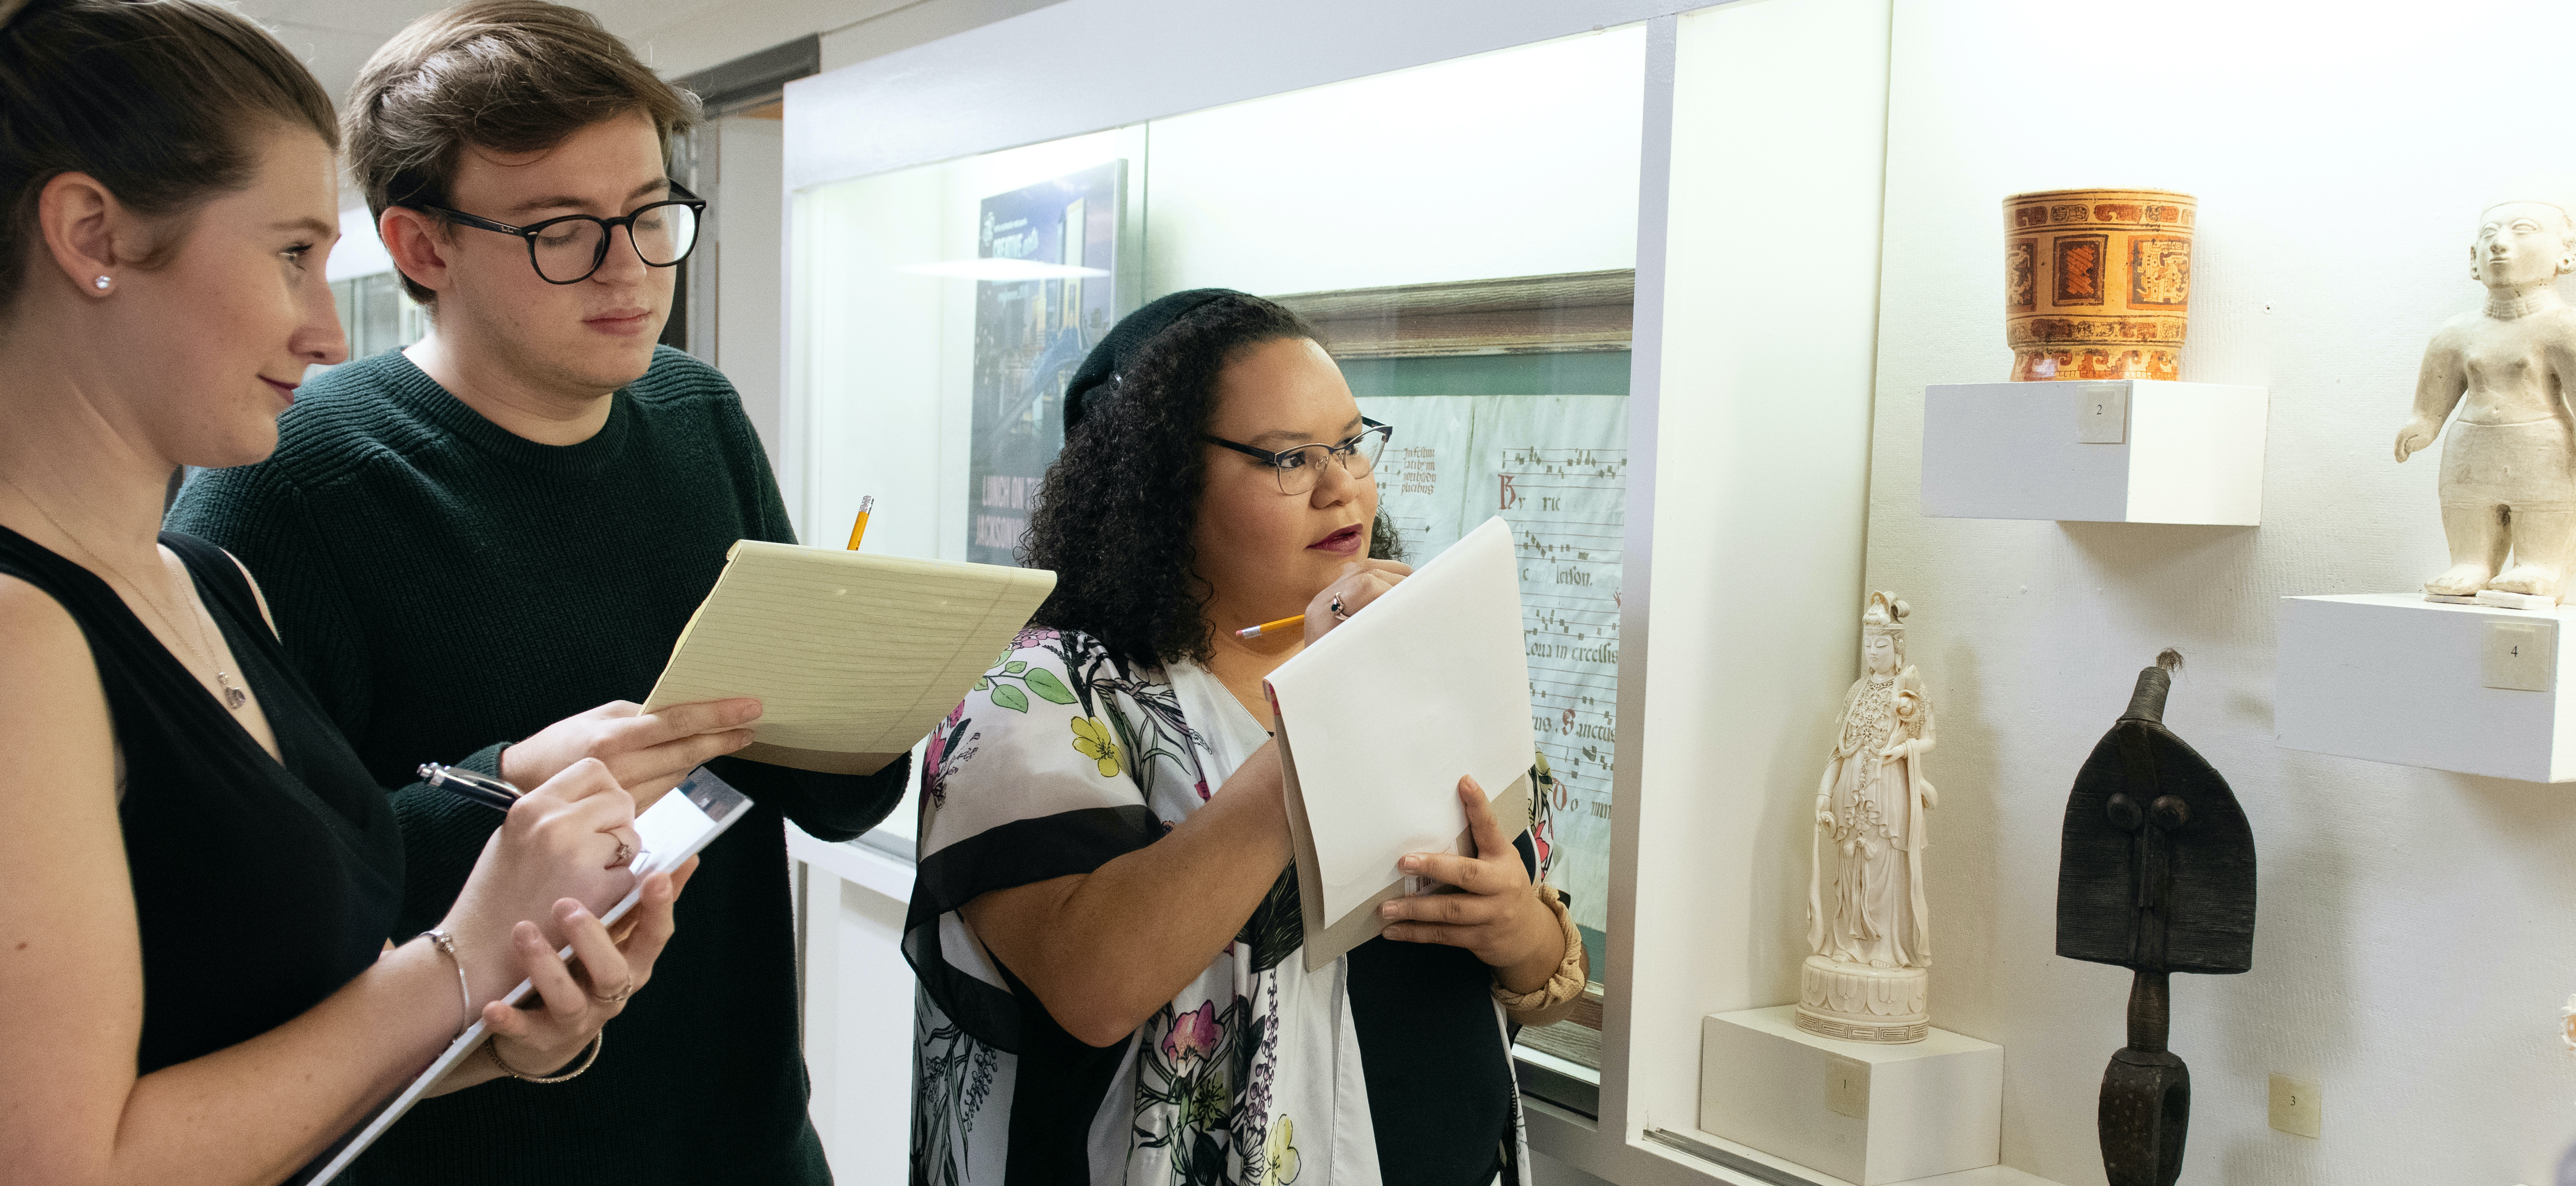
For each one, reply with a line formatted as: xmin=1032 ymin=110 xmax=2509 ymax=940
xmin=1920 ymin=380 xmax=2268 ymax=524
xmin=1699 ymin=1006 xmax=2002 ymax=1186
xmin=2277 ymin=594 xmax=2576 ymax=783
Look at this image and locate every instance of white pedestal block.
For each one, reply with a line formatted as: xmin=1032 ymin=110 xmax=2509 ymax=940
xmin=2278 ymin=594 xmax=2576 ymax=782
xmin=1700 ymin=1006 xmax=2001 ymax=1186
xmin=1920 ymin=380 xmax=2267 ymax=524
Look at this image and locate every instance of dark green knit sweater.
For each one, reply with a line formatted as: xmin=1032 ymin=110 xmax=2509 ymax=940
xmin=168 ymin=346 xmax=907 ymax=1185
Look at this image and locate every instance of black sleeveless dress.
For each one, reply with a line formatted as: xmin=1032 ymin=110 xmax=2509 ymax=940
xmin=0 ymin=525 xmax=402 ymax=1074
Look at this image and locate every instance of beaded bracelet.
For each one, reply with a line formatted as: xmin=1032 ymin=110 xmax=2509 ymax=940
xmin=1491 ymin=883 xmax=1586 ymax=1013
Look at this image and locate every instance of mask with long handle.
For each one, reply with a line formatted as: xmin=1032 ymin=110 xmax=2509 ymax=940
xmin=2056 ymin=651 xmax=2257 ymax=1186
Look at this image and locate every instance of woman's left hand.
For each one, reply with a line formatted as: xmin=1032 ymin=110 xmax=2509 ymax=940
xmin=1379 ymin=776 xmax=1564 ymax=984
xmin=482 ymin=855 xmax=697 ymax=1079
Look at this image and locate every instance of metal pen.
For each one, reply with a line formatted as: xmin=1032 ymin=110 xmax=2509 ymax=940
xmin=417 ymin=762 xmax=523 ymax=813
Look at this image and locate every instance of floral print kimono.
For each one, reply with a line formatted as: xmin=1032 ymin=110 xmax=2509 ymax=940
xmin=905 ymin=627 xmax=1547 ymax=1186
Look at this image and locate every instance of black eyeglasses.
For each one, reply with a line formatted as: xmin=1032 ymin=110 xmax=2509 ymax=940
xmin=415 ymin=181 xmax=706 ymax=284
xmin=1205 ymin=418 xmax=1393 ymax=495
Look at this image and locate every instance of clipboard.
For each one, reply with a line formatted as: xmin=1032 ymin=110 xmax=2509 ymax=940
xmin=291 ymin=767 xmax=756 ymax=1185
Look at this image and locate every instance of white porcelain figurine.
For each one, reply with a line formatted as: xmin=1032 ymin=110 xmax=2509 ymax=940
xmin=2396 ymin=200 xmax=2576 ymax=603
xmin=1799 ymin=591 xmax=1936 ymax=1044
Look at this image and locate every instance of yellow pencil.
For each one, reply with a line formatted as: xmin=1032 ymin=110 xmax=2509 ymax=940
xmin=846 ymin=495 xmax=874 ymax=551
xmin=1235 ymin=614 xmax=1304 ymax=640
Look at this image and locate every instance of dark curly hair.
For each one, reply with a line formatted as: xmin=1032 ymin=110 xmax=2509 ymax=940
xmin=1021 ymin=292 xmax=1400 ymax=667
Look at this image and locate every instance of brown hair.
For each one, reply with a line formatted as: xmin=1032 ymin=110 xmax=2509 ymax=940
xmin=0 ymin=0 xmax=339 ymax=312
xmin=345 ymin=0 xmax=700 ymax=303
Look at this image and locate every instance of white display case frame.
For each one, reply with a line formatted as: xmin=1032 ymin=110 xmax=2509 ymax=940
xmin=777 ymin=3 xmax=1893 ymax=1183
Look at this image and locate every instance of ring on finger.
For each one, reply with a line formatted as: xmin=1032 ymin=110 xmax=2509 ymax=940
xmin=1329 ymin=593 xmax=1350 ymax=621
xmin=606 ymin=835 xmax=634 ymax=870
xmin=590 ymin=975 xmax=636 ymax=1005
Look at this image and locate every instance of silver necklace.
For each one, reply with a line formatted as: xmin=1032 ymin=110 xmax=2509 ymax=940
xmin=0 ymin=472 xmax=248 ymax=710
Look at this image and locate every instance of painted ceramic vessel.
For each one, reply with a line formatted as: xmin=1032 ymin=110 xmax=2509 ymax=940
xmin=2003 ymin=188 xmax=2195 ymax=381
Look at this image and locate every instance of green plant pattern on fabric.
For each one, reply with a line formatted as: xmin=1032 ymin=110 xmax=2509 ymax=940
xmin=1234 ymin=870 xmax=1303 ymax=974
xmin=974 ymin=648 xmax=1078 ymax=713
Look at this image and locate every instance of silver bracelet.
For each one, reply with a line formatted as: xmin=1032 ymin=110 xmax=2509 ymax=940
xmin=490 ymin=1030 xmax=603 ymax=1084
xmin=419 ymin=929 xmax=474 ymax=1039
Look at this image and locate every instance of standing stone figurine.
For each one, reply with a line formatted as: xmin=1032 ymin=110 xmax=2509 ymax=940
xmin=2395 ymin=200 xmax=2576 ymax=602
xmin=1799 ymin=591 xmax=1936 ymax=1044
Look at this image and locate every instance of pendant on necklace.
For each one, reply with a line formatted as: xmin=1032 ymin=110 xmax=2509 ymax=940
xmin=217 ymin=671 xmax=247 ymax=710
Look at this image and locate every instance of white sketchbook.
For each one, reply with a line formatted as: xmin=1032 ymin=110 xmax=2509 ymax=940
xmin=1264 ymin=515 xmax=1538 ymax=970
xmin=294 ymin=768 xmax=757 ymax=1186
xmin=641 ymin=541 xmax=1058 ymax=775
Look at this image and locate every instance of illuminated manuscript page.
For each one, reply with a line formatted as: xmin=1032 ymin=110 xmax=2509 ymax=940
xmin=1354 ymin=393 xmax=1625 ymax=938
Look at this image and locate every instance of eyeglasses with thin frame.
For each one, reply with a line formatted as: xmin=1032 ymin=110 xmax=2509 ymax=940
xmin=413 ymin=180 xmax=706 ymax=285
xmin=1204 ymin=418 xmax=1394 ymax=495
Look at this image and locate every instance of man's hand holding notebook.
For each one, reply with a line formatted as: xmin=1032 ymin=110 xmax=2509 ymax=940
xmin=642 ymin=541 xmax=1057 ymax=775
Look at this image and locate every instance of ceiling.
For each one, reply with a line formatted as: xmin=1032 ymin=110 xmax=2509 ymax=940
xmin=234 ymin=0 xmax=743 ymax=107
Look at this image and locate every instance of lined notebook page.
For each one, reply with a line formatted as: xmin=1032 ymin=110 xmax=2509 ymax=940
xmin=643 ymin=541 xmax=1057 ymax=756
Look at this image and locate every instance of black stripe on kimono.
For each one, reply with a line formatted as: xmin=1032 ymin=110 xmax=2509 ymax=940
xmin=904 ymin=803 xmax=1165 ymax=1054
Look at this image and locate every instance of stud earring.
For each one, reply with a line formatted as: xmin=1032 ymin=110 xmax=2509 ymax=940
xmin=92 ymin=275 xmax=111 ymax=291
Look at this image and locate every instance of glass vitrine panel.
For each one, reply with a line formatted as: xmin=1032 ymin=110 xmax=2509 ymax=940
xmin=791 ymin=27 xmax=1646 ymax=1082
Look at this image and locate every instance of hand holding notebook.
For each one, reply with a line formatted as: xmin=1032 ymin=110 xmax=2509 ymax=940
xmin=1264 ymin=515 xmax=1538 ymax=969
xmin=294 ymin=769 xmax=758 ymax=1185
xmin=641 ymin=541 xmax=1058 ymax=775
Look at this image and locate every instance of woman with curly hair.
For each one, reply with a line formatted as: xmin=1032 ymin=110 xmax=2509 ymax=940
xmin=905 ymin=289 xmax=1587 ymax=1186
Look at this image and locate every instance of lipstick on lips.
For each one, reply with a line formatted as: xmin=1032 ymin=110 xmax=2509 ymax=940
xmin=1308 ymin=524 xmax=1363 ymax=554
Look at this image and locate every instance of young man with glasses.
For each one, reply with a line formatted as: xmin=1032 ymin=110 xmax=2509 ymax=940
xmin=167 ymin=3 xmax=903 ymax=1181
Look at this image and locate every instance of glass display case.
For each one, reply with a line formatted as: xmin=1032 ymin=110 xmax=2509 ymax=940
xmin=783 ymin=4 xmax=1888 ymax=1182
xmin=788 ymin=26 xmax=1647 ymax=1101
xmin=785 ymin=0 xmax=2576 ymax=1181
xmin=321 ymin=271 xmax=427 ymax=374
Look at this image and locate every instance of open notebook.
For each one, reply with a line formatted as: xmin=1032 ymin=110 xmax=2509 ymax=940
xmin=641 ymin=541 xmax=1058 ymax=775
xmin=1264 ymin=515 xmax=1538 ymax=970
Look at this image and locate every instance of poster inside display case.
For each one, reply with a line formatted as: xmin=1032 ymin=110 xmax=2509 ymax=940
xmin=1350 ymin=382 xmax=1625 ymax=962
xmin=966 ymin=161 xmax=1125 ymax=565
xmin=1279 ymin=272 xmax=1634 ymax=1082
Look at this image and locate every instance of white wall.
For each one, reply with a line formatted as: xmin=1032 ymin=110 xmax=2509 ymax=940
xmin=629 ymin=0 xmax=1066 ymax=80
xmin=802 ymin=871 xmax=919 ymax=1185
xmin=713 ymin=116 xmax=789 ymax=470
xmin=1866 ymin=3 xmax=2576 ymax=1183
